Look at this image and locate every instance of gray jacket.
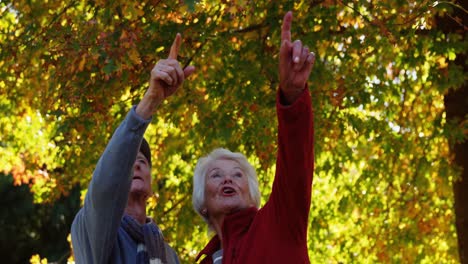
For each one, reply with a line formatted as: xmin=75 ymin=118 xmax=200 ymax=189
xmin=71 ymin=107 xmax=180 ymax=264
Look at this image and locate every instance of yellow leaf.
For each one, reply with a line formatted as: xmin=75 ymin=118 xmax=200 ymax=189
xmin=128 ymin=48 xmax=141 ymax=64
xmin=437 ymin=56 xmax=448 ymax=69
xmin=78 ymin=56 xmax=86 ymax=72
xmin=29 ymin=254 xmax=48 ymax=264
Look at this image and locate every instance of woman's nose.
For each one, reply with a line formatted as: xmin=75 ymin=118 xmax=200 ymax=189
xmin=223 ymin=175 xmax=233 ymax=183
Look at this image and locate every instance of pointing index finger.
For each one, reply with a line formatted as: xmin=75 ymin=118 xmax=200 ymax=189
xmin=168 ymin=33 xmax=181 ymax=60
xmin=281 ymin=11 xmax=292 ymax=44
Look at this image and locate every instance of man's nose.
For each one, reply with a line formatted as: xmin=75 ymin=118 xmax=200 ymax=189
xmin=133 ymin=161 xmax=141 ymax=171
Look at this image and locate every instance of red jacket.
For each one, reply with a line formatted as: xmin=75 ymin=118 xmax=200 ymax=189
xmin=196 ymin=88 xmax=314 ymax=263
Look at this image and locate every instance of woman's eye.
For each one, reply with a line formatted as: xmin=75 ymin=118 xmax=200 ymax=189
xmin=234 ymin=172 xmax=242 ymax=178
xmin=211 ymin=173 xmax=220 ymax=178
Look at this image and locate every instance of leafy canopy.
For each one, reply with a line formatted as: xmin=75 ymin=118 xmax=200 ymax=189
xmin=0 ymin=0 xmax=465 ymax=262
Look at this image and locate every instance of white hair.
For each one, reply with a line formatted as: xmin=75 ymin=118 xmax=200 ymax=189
xmin=192 ymin=148 xmax=261 ymax=225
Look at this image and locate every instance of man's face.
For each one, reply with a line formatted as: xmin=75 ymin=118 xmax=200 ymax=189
xmin=130 ymin=151 xmax=152 ymax=198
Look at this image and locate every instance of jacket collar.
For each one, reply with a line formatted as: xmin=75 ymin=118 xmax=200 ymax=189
xmin=195 ymin=207 xmax=258 ymax=262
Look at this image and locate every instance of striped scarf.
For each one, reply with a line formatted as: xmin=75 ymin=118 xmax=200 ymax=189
xmin=122 ymin=214 xmax=167 ymax=264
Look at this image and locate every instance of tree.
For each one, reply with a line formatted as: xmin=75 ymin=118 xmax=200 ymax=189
xmin=0 ymin=173 xmax=80 ymax=263
xmin=0 ymin=0 xmax=465 ymax=262
xmin=438 ymin=1 xmax=468 ymax=262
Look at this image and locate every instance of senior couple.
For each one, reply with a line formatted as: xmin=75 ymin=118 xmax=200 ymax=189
xmin=71 ymin=11 xmax=315 ymax=264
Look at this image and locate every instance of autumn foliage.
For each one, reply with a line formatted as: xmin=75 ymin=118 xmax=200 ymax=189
xmin=0 ymin=0 xmax=465 ymax=263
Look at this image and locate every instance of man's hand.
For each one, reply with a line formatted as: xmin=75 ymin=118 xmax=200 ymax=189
xmin=136 ymin=33 xmax=196 ymax=119
xmin=149 ymin=33 xmax=196 ymax=101
xmin=279 ymin=11 xmax=315 ymax=104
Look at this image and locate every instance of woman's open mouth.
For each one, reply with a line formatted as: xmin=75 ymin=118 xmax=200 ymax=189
xmin=222 ymin=186 xmax=236 ymax=195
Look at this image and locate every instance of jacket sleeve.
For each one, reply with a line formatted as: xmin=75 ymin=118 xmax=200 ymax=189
xmin=263 ymin=88 xmax=314 ymax=244
xmin=71 ymin=106 xmax=151 ymax=263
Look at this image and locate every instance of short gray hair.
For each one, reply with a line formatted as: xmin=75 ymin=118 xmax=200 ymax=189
xmin=192 ymin=148 xmax=261 ymax=225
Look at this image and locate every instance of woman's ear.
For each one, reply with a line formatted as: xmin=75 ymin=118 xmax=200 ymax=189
xmin=201 ymin=208 xmax=208 ymax=216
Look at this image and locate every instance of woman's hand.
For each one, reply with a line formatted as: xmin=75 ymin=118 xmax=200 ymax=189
xmin=279 ymin=11 xmax=315 ymax=104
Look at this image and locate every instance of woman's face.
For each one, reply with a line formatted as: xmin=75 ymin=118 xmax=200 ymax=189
xmin=204 ymin=159 xmax=253 ymax=218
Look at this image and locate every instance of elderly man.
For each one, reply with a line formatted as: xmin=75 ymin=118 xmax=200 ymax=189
xmin=71 ymin=34 xmax=195 ymax=264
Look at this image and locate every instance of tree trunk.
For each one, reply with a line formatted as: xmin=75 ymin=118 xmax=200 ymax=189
xmin=439 ymin=2 xmax=468 ymax=262
xmin=445 ymin=81 xmax=468 ymax=264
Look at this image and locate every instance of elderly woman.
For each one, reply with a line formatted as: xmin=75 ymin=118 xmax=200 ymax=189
xmin=192 ymin=11 xmax=315 ymax=264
